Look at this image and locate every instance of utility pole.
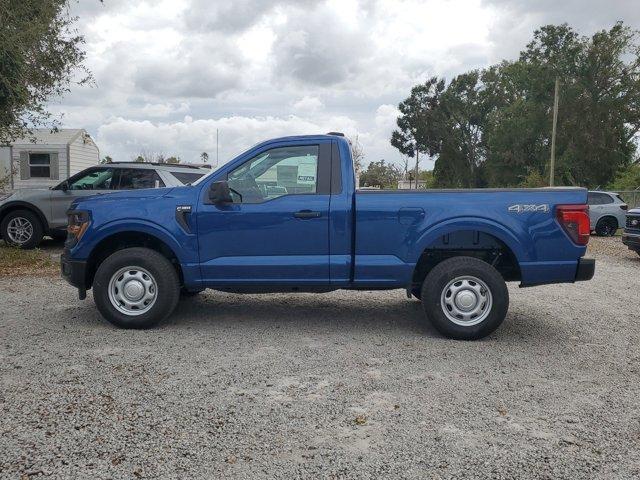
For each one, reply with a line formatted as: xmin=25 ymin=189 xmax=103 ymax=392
xmin=550 ymin=76 xmax=560 ymax=186
xmin=216 ymin=129 xmax=219 ymax=167
xmin=414 ymin=145 xmax=419 ymax=190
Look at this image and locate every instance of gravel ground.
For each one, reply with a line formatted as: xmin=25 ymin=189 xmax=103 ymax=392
xmin=1 ymin=238 xmax=639 ymax=479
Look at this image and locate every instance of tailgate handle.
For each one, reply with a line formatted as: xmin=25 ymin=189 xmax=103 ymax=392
xmin=294 ymin=210 xmax=321 ymax=219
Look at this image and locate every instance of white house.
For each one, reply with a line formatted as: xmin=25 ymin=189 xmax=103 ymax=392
xmin=0 ymin=129 xmax=99 ymax=190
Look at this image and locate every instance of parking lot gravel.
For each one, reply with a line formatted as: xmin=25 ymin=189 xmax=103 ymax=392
xmin=1 ymin=239 xmax=639 ymax=479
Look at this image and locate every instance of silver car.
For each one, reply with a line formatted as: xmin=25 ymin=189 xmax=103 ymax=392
xmin=0 ymin=163 xmax=209 ymax=249
xmin=587 ymin=190 xmax=628 ymax=236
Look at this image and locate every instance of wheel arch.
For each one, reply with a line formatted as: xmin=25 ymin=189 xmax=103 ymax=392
xmin=85 ymin=229 xmax=185 ymax=289
xmin=0 ymin=201 xmax=49 ymax=233
xmin=411 ymin=219 xmax=523 ymax=288
xmin=595 ymin=214 xmax=619 ymax=228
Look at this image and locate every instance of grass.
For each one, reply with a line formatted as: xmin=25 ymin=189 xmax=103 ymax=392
xmin=0 ymin=243 xmax=59 ymax=277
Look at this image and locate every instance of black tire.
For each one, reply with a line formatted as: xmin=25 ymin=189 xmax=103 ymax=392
xmin=420 ymin=256 xmax=509 ymax=340
xmin=595 ymin=217 xmax=617 ymax=237
xmin=1 ymin=209 xmax=44 ymax=249
xmin=93 ymin=247 xmax=180 ymax=329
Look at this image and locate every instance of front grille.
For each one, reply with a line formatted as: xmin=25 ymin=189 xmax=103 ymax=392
xmin=626 ymin=215 xmax=640 ymax=231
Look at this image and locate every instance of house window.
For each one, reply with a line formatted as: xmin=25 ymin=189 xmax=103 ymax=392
xmin=29 ymin=153 xmax=51 ymax=178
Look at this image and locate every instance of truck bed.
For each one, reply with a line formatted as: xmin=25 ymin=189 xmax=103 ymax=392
xmin=353 ymin=187 xmax=588 ymax=287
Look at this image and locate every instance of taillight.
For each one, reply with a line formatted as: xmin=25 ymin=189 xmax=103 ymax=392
xmin=620 ymin=204 xmax=628 ymax=210
xmin=556 ymin=205 xmax=590 ymax=246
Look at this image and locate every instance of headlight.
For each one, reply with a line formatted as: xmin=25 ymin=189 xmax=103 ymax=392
xmin=66 ymin=210 xmax=91 ymax=246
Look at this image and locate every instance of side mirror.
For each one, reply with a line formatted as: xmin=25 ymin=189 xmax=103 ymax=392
xmin=61 ymin=181 xmax=69 ymax=192
xmin=208 ymin=181 xmax=233 ymax=204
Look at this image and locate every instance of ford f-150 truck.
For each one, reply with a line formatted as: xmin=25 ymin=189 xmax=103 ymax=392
xmin=61 ymin=133 xmax=595 ymax=340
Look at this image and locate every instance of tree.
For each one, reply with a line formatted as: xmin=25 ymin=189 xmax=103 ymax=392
xmin=0 ymin=161 xmax=16 ymax=191
xmin=0 ymin=0 xmax=91 ymax=144
xmin=100 ymin=155 xmax=113 ymax=164
xmin=391 ymin=77 xmax=446 ymax=186
xmin=165 ymin=156 xmax=180 ymax=164
xmin=609 ymin=162 xmax=640 ymax=190
xmin=359 ymin=160 xmax=401 ymax=189
xmin=484 ymin=23 xmax=640 ymax=188
xmin=349 ymin=135 xmax=364 ymax=177
xmin=133 ymin=150 xmax=164 ymax=163
xmin=392 ymin=22 xmax=640 ymax=189
xmin=200 ymin=152 xmax=209 ymax=163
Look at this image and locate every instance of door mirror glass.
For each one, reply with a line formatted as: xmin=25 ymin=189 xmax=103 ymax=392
xmin=209 ymin=181 xmax=234 ymax=204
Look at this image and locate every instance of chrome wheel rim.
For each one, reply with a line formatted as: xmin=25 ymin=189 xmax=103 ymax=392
xmin=440 ymin=275 xmax=492 ymax=326
xmin=108 ymin=266 xmax=157 ymax=316
xmin=7 ymin=217 xmax=33 ymax=244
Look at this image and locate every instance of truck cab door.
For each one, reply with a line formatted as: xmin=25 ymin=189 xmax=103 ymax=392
xmin=196 ymin=141 xmax=332 ymax=286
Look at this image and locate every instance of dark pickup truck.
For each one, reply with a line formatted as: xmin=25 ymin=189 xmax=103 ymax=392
xmin=61 ymin=133 xmax=595 ymax=340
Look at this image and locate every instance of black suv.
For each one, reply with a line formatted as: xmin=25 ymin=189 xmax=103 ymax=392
xmin=622 ymin=208 xmax=640 ymax=257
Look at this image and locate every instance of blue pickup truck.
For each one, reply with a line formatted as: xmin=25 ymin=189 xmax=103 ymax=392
xmin=61 ymin=133 xmax=594 ymax=339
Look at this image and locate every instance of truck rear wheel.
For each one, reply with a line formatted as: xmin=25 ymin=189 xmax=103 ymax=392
xmin=420 ymin=256 xmax=509 ymax=340
xmin=93 ymin=247 xmax=180 ymax=329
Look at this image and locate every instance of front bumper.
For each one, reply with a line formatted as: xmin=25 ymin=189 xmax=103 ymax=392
xmin=61 ymin=252 xmax=88 ymax=299
xmin=622 ymin=231 xmax=640 ymax=250
xmin=575 ymin=258 xmax=595 ymax=282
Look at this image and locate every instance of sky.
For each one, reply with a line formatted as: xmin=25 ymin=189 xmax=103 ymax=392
xmin=52 ymin=0 xmax=640 ymax=170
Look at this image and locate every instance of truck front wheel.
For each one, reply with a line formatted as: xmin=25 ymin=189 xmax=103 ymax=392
xmin=93 ymin=247 xmax=180 ymax=329
xmin=421 ymin=256 xmax=509 ymax=340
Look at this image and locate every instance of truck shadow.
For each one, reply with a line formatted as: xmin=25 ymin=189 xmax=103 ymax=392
xmin=165 ymin=291 xmax=566 ymax=341
xmin=66 ymin=291 xmax=566 ymax=342
xmin=168 ymin=291 xmax=441 ymax=337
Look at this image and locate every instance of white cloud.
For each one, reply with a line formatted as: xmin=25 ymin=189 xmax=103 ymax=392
xmin=96 ymin=114 xmax=358 ymax=164
xmin=141 ymin=102 xmax=190 ymax=118
xmin=292 ymin=96 xmax=324 ymax=112
xmin=59 ymin=0 xmax=640 ymax=170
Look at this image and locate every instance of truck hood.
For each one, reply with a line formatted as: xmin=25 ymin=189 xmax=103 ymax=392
xmin=71 ymin=187 xmax=176 ymax=210
xmin=628 ymin=208 xmax=640 ymax=215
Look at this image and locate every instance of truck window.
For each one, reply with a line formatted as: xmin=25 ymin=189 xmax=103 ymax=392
xmin=116 ymin=169 xmax=165 ymax=190
xmin=228 ymin=145 xmax=319 ymax=203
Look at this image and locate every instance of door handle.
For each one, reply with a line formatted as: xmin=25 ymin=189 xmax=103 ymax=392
xmin=294 ymin=210 xmax=321 ymax=219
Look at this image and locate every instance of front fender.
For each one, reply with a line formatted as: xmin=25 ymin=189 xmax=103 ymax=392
xmin=71 ymin=219 xmax=188 ymax=264
xmin=0 ymin=200 xmax=50 ymax=232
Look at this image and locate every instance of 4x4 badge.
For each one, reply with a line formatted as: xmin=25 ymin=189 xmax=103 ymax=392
xmin=508 ymin=204 xmax=550 ymax=214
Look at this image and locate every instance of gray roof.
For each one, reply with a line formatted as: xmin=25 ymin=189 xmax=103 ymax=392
xmin=11 ymin=129 xmax=89 ymax=146
xmin=105 ymin=162 xmax=210 ymax=172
